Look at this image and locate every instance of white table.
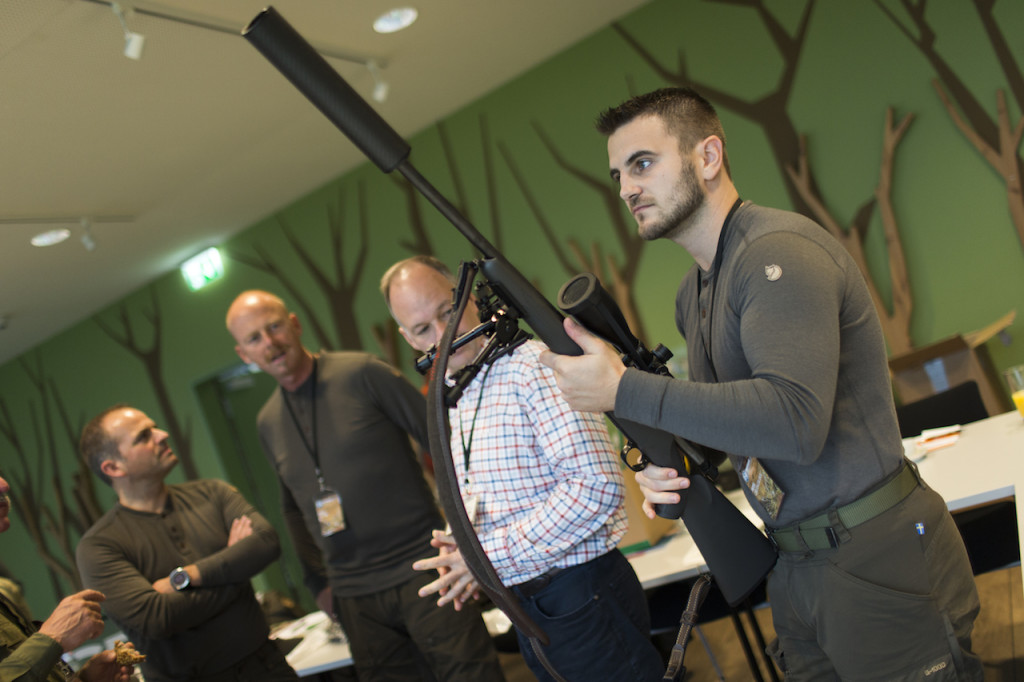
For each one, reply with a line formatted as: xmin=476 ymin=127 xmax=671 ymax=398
xmin=283 ymin=410 xmax=1024 ymax=677
xmin=273 ymin=611 xmax=352 ymax=677
xmin=628 ymin=487 xmax=760 ymax=590
xmin=908 ymin=409 xmax=1024 ymax=589
xmin=630 ymin=409 xmax=1024 ymax=593
xmin=908 ymin=409 xmax=1022 ymax=511
xmin=280 ymin=597 xmax=516 ymax=677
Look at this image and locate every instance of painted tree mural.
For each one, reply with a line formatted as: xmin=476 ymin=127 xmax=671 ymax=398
xmin=875 ymin=0 xmax=1024 ymax=252
xmin=227 ymin=182 xmax=371 ymax=353
xmin=0 ymin=354 xmax=103 ymax=597
xmin=502 ymin=123 xmax=651 ymax=343
xmin=95 ymin=285 xmax=196 ymax=479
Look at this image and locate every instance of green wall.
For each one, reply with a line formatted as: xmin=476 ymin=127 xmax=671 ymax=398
xmin=2 ymin=0 xmax=1022 ymax=621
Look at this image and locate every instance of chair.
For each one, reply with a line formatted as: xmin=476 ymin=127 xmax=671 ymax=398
xmin=895 ymin=380 xmax=988 ymax=438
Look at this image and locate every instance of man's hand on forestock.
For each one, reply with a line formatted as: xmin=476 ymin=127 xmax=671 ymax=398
xmin=538 ymin=318 xmax=625 ymax=414
xmin=635 ymin=464 xmax=691 ymax=519
xmin=412 ymin=531 xmax=480 ymax=611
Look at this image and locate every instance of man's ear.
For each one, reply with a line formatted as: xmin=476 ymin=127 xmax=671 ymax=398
xmin=100 ymin=458 xmax=124 ymax=480
xmin=234 ymin=344 xmax=252 ymax=365
xmin=698 ymin=135 xmax=725 ymax=180
xmin=397 ymin=326 xmax=417 ymax=351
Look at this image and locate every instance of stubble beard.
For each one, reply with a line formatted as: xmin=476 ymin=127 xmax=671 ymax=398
xmin=637 ymin=160 xmax=706 ymax=242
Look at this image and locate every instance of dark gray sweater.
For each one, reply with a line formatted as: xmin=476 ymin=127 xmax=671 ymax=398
xmin=257 ymin=351 xmax=440 ymax=598
xmin=616 ymin=202 xmax=905 ymax=527
xmin=76 ymin=479 xmax=280 ymax=681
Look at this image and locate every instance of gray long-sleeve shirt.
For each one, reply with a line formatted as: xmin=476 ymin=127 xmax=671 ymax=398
xmin=616 ymin=202 xmax=904 ymax=527
xmin=257 ymin=351 xmax=441 ymax=598
xmin=76 ymin=479 xmax=280 ymax=681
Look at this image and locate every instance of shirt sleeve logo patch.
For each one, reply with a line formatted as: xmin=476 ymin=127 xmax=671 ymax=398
xmin=764 ymin=264 xmax=782 ymax=281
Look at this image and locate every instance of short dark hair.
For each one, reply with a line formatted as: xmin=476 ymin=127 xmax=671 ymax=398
xmin=596 ymin=87 xmax=730 ymax=176
xmin=80 ymin=404 xmax=129 ymax=487
xmin=380 ymin=255 xmax=455 ymax=313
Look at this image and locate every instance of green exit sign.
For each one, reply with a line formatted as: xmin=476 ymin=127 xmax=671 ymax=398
xmin=181 ymin=247 xmax=224 ymax=291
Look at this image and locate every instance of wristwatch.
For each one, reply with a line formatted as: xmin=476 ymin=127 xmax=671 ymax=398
xmin=169 ymin=566 xmax=191 ymax=591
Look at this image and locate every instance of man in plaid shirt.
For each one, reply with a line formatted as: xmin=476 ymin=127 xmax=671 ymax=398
xmin=381 ymin=255 xmax=664 ymax=682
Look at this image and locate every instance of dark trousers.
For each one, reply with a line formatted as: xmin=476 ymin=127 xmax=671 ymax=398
xmin=767 ymin=484 xmax=983 ymax=681
xmin=512 ymin=549 xmax=664 ymax=682
xmin=188 ymin=639 xmax=298 ymax=682
xmin=333 ymin=572 xmax=505 ymax=682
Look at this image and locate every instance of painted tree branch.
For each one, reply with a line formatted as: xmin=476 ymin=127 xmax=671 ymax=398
xmin=93 ymin=286 xmax=195 ymax=478
xmin=933 ymin=83 xmax=1024 ymax=249
xmin=50 ymin=377 xmax=103 ymax=525
xmin=500 ymin=121 xmax=651 ymax=342
xmin=876 ymin=108 xmax=916 ymax=351
xmin=497 ymin=141 xmax=576 ymax=274
xmin=227 ymin=183 xmax=371 ymax=352
xmin=499 ymin=139 xmax=649 ymax=342
xmin=786 ymin=109 xmax=915 ymax=354
xmin=612 ymin=0 xmax=820 ymax=216
xmin=875 ymin=0 xmax=1024 ymax=250
xmin=390 ymin=175 xmax=434 ymax=256
xmin=971 ymin=0 xmax=1024 ymax=111
xmin=0 ymin=398 xmax=80 ymax=597
xmin=370 ymin=319 xmax=402 ymax=371
xmin=438 ymin=121 xmax=473 ymax=231
xmin=225 ymin=243 xmax=335 ymax=352
xmin=480 ymin=116 xmax=504 ymax=255
xmin=0 ymin=353 xmax=104 ymax=599
xmin=278 ymin=184 xmax=368 ymax=350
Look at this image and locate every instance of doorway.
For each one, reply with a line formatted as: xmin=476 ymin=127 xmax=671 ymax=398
xmin=194 ymin=362 xmax=315 ymax=614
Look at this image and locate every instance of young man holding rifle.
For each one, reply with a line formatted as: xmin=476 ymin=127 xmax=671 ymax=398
xmin=539 ymin=87 xmax=982 ymax=681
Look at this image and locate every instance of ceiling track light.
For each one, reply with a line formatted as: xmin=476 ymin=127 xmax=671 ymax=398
xmin=111 ymin=2 xmax=145 ymax=60
xmin=0 ymin=215 xmax=133 ymax=249
xmin=366 ymin=60 xmax=389 ymax=103
xmin=81 ymin=0 xmax=386 ymax=69
xmin=80 ymin=218 xmax=97 ymax=251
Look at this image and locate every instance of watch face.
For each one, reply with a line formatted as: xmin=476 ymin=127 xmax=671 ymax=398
xmin=170 ymin=567 xmax=190 ymax=591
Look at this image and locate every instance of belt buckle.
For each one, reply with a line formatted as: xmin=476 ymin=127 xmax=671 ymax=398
xmin=825 ymin=526 xmax=840 ymax=549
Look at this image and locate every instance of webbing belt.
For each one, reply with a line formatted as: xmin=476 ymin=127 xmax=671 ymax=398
xmin=768 ymin=462 xmax=919 ymax=552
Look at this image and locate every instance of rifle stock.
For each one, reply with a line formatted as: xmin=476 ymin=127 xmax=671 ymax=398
xmin=243 ymin=5 xmax=776 ymax=607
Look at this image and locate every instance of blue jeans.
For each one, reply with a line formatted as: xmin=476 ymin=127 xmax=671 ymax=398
xmin=512 ymin=550 xmax=664 ymax=682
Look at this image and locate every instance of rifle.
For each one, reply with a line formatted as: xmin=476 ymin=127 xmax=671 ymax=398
xmin=243 ymin=3 xmax=776 ymax=634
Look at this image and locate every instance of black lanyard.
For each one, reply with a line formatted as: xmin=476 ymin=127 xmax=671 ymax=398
xmin=458 ymin=362 xmax=494 ymax=486
xmin=281 ymin=357 xmax=325 ymax=489
xmin=696 ymin=197 xmax=743 ymax=382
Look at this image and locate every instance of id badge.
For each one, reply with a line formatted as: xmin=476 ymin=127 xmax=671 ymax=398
xmin=315 ymin=489 xmax=346 ymax=536
xmin=739 ymin=457 xmax=786 ymax=521
xmin=465 ymin=494 xmax=480 ymax=525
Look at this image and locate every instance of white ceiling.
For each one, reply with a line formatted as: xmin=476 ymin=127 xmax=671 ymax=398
xmin=0 ymin=0 xmax=650 ymax=365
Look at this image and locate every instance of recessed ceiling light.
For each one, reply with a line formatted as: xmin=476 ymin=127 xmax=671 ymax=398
xmin=373 ymin=7 xmax=417 ymax=34
xmin=31 ymin=228 xmax=71 ymax=247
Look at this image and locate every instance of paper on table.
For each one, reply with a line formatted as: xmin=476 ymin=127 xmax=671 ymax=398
xmin=912 ymin=425 xmax=962 ymax=461
xmin=271 ymin=610 xmax=329 ymax=640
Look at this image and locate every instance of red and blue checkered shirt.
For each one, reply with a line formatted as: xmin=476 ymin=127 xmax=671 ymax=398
xmin=448 ymin=340 xmax=627 ymax=586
